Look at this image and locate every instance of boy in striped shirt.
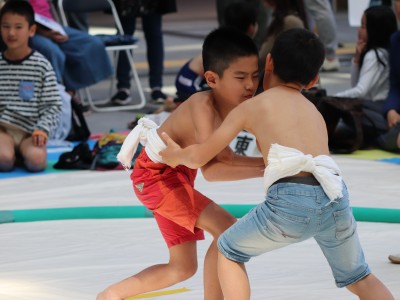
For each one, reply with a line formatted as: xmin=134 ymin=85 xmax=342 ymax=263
xmin=0 ymin=0 xmax=61 ymax=172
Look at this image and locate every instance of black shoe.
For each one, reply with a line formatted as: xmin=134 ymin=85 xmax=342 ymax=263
xmin=151 ymin=89 xmax=167 ymax=104
xmin=111 ymin=89 xmax=132 ymax=105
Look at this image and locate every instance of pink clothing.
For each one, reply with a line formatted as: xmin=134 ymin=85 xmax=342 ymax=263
xmin=29 ymin=0 xmax=54 ymax=20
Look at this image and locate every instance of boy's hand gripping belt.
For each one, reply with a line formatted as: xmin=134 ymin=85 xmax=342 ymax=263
xmin=117 ymin=118 xmax=165 ymax=170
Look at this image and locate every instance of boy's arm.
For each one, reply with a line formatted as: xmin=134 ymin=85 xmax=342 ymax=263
xmin=201 ymin=157 xmax=264 ymax=181
xmin=35 ymin=25 xmax=69 ymax=43
xmin=160 ymin=103 xmax=248 ymax=168
xmin=200 ymin=146 xmax=264 ymax=181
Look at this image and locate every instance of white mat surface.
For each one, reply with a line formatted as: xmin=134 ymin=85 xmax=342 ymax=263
xmin=1 ymin=156 xmax=400 ymax=299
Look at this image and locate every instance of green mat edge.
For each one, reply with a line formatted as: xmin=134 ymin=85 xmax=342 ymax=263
xmin=1 ymin=205 xmax=399 ymax=224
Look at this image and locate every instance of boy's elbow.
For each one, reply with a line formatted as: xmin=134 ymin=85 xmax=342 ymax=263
xmin=200 ymin=168 xmax=218 ymax=182
xmin=187 ymin=159 xmax=205 ymax=170
xmin=185 ymin=151 xmax=207 ymax=169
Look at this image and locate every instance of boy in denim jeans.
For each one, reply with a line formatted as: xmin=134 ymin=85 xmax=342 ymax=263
xmin=160 ymin=28 xmax=394 ymax=300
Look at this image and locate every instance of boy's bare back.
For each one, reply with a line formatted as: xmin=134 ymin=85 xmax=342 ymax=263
xmin=235 ymin=85 xmax=330 ymax=161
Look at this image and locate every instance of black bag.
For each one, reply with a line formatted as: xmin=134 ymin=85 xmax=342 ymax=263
xmin=66 ymin=99 xmax=91 ymax=142
xmin=54 ymin=142 xmax=93 ymax=170
xmin=303 ymin=89 xmax=364 ymax=154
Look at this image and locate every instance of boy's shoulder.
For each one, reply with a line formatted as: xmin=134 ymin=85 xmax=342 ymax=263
xmin=185 ymin=90 xmax=214 ymax=107
xmin=0 ymin=50 xmax=49 ymax=66
xmin=172 ymin=90 xmax=216 ymax=121
xmin=27 ymin=50 xmax=57 ymax=75
xmin=30 ymin=50 xmax=53 ymax=66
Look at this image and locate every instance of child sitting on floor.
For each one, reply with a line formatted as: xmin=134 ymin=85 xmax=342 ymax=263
xmin=0 ymin=0 xmax=61 ymax=172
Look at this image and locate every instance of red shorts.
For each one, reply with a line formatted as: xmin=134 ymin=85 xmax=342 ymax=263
xmin=131 ymin=149 xmax=212 ymax=248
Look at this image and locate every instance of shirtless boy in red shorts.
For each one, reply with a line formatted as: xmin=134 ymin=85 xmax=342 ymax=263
xmin=96 ymin=27 xmax=264 ymax=300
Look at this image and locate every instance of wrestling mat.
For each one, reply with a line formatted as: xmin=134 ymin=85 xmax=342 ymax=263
xmin=1 ymin=152 xmax=400 ymax=299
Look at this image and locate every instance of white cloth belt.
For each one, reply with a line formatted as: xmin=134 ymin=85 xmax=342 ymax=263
xmin=264 ymin=144 xmax=343 ymax=201
xmin=116 ymin=118 xmax=166 ymax=170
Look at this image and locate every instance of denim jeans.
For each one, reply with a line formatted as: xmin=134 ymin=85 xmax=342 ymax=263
xmin=30 ymin=27 xmax=113 ymax=91
xmin=218 ymin=182 xmax=371 ymax=288
xmin=117 ymin=14 xmax=164 ymax=89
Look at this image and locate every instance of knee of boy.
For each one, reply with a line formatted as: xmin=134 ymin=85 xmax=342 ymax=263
xmin=24 ymin=152 xmax=47 ymax=172
xmin=0 ymin=160 xmax=15 ymax=172
xmin=172 ymin=263 xmax=197 ymax=281
xmin=24 ymin=159 xmax=47 ymax=172
xmin=0 ymin=147 xmax=16 ymax=162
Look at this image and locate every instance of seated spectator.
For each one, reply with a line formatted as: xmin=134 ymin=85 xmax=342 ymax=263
xmin=175 ymin=1 xmax=258 ymax=103
xmin=28 ymin=0 xmax=113 ymax=93
xmin=0 ymin=0 xmax=61 ymax=172
xmin=378 ymin=0 xmax=400 ymax=152
xmin=386 ymin=0 xmax=400 ymax=263
xmin=334 ymin=6 xmax=397 ymax=149
xmin=335 ymin=5 xmax=397 ymax=101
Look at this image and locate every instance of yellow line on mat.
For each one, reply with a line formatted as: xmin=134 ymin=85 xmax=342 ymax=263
xmin=125 ymin=287 xmax=190 ymax=299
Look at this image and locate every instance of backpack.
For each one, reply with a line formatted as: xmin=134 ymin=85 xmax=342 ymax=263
xmin=303 ymin=88 xmax=364 ymax=154
xmin=49 ymin=84 xmax=72 ymax=141
xmin=53 ymin=142 xmax=93 ymax=170
xmin=91 ymin=131 xmax=142 ymax=170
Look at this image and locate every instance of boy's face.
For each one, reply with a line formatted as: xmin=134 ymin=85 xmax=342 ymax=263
xmin=210 ymin=55 xmax=259 ymax=106
xmin=1 ymin=13 xmax=35 ymax=51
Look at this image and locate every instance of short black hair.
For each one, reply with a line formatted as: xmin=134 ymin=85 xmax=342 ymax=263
xmin=270 ymin=28 xmax=324 ymax=86
xmin=224 ymin=1 xmax=257 ymax=34
xmin=202 ymin=27 xmax=258 ymax=77
xmin=0 ymin=0 xmax=35 ymax=27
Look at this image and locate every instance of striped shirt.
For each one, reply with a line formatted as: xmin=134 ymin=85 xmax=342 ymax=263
xmin=0 ymin=50 xmax=61 ymax=136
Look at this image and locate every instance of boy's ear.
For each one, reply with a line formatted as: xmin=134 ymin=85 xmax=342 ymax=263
xmin=247 ymin=23 xmax=258 ymax=39
xmin=304 ymin=74 xmax=320 ymax=90
xmin=263 ymin=54 xmax=273 ymax=91
xmin=204 ymin=70 xmax=218 ymax=88
xmin=29 ymin=24 xmax=37 ymax=37
xmin=264 ymin=53 xmax=273 ymax=73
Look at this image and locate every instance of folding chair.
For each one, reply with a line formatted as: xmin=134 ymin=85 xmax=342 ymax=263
xmin=57 ymin=0 xmax=146 ymax=112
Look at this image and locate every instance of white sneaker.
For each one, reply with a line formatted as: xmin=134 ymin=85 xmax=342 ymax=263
xmin=321 ymin=58 xmax=340 ymax=72
xmin=388 ymin=254 xmax=400 ymax=264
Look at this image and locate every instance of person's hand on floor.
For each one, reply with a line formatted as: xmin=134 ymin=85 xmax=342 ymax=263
xmin=387 ymin=109 xmax=400 ymax=128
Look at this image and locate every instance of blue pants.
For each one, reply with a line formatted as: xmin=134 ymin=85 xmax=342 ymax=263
xmin=117 ymin=14 xmax=164 ymax=89
xmin=218 ymin=182 xmax=370 ymax=288
xmin=30 ymin=26 xmax=113 ymax=91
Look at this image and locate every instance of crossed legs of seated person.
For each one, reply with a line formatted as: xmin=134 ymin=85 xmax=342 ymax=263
xmin=0 ymin=125 xmax=47 ymax=172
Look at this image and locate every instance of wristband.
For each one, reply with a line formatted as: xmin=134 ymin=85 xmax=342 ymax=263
xmin=32 ymin=129 xmax=48 ymax=139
